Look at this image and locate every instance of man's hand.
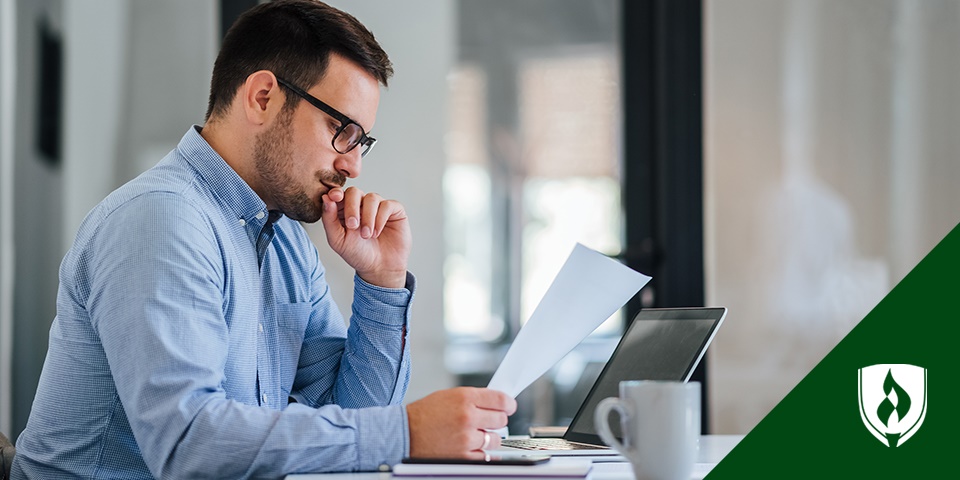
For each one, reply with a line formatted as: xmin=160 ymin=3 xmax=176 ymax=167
xmin=406 ymin=387 xmax=517 ymax=459
xmin=321 ymin=186 xmax=411 ymax=288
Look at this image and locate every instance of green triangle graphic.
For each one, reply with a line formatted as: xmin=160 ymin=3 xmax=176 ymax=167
xmin=707 ymin=221 xmax=960 ymax=478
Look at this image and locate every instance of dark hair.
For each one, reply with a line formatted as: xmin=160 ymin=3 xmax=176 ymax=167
xmin=205 ymin=0 xmax=393 ymax=121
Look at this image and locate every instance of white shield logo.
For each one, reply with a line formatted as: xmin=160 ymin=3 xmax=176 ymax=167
xmin=857 ymin=364 xmax=927 ymax=447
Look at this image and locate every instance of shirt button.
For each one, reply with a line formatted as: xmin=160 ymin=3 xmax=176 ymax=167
xmin=259 ymin=323 xmax=264 ymax=333
xmin=262 ymin=393 xmax=268 ymax=404
xmin=255 ymin=211 xmax=266 ymax=220
xmin=238 ymin=218 xmax=246 ymax=226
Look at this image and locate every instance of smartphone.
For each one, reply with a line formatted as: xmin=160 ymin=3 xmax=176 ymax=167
xmin=401 ymin=455 xmax=550 ymax=466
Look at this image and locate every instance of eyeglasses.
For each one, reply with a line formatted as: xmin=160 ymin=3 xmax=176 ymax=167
xmin=276 ymin=77 xmax=377 ymax=158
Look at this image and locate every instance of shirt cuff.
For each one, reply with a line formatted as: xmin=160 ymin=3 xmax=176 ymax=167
xmin=352 ymin=272 xmax=416 ymax=326
xmin=356 ymin=404 xmax=410 ymax=471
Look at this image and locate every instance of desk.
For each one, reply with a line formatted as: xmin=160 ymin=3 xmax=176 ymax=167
xmin=286 ymin=435 xmax=743 ymax=480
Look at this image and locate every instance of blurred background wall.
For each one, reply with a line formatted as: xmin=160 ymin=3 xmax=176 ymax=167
xmin=1 ymin=0 xmax=959 ymax=442
xmin=705 ymin=0 xmax=960 ymax=433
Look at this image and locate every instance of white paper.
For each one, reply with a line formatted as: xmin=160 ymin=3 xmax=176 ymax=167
xmin=487 ymin=243 xmax=651 ymax=398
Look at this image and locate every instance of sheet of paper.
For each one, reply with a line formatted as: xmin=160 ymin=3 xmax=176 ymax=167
xmin=487 ymin=243 xmax=651 ymax=398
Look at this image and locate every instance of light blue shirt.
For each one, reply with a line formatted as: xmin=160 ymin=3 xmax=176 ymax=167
xmin=12 ymin=126 xmax=414 ymax=479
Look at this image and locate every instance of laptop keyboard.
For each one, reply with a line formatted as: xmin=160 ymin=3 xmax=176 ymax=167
xmin=500 ymin=438 xmax=608 ymax=450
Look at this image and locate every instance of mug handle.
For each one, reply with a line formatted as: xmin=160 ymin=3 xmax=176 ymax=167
xmin=594 ymin=397 xmax=632 ymax=454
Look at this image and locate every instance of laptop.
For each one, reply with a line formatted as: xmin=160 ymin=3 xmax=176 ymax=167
xmin=495 ymin=306 xmax=727 ymax=456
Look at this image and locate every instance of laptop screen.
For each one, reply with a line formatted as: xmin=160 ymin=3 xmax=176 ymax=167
xmin=564 ymin=307 xmax=726 ymax=445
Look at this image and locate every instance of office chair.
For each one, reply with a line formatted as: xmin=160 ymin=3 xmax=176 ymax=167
xmin=1 ymin=431 xmax=14 ymax=480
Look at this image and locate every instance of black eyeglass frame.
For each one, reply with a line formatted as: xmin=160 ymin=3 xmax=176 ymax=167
xmin=276 ymin=77 xmax=377 ymax=158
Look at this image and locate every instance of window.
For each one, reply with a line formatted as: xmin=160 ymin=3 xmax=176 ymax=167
xmin=444 ymin=0 xmax=622 ymax=431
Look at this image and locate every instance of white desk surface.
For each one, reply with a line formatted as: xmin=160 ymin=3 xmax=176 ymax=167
xmin=285 ymin=434 xmax=743 ymax=480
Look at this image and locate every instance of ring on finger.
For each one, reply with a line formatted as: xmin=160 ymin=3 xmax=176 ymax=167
xmin=480 ymin=431 xmax=491 ymax=450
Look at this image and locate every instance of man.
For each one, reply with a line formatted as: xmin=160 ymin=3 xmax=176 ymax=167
xmin=11 ymin=1 xmax=515 ymax=478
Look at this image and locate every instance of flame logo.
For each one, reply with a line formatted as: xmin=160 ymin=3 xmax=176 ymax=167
xmin=858 ymin=364 xmax=926 ymax=448
xmin=876 ymin=369 xmax=911 ymax=430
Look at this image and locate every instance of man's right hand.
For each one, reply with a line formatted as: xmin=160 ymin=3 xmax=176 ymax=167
xmin=406 ymin=387 xmax=517 ymax=459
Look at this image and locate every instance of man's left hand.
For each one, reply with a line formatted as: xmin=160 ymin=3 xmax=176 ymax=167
xmin=320 ymin=186 xmax=411 ymax=288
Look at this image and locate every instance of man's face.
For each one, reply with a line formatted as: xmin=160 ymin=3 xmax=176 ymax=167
xmin=253 ymin=54 xmax=381 ymax=223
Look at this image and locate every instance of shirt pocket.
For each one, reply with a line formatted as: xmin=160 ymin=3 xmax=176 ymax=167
xmin=275 ymin=301 xmax=310 ymax=395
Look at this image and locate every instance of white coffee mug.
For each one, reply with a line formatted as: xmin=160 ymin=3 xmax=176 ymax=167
xmin=594 ymin=380 xmax=700 ymax=480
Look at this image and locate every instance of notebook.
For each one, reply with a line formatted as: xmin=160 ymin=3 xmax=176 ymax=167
xmin=392 ymin=457 xmax=593 ymax=477
xmin=495 ymin=307 xmax=727 ymax=456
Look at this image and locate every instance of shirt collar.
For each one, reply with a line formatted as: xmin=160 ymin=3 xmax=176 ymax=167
xmin=176 ymin=125 xmax=269 ymax=224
